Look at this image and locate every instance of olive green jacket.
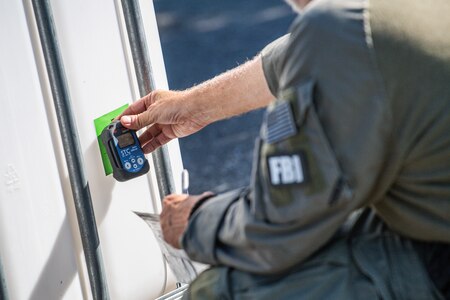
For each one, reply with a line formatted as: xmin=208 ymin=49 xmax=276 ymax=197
xmin=181 ymin=0 xmax=450 ymax=277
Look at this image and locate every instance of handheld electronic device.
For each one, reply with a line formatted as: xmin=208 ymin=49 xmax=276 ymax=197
xmin=101 ymin=120 xmax=149 ymax=182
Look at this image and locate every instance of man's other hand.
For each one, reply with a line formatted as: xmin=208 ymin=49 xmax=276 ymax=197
xmin=160 ymin=192 xmax=214 ymax=249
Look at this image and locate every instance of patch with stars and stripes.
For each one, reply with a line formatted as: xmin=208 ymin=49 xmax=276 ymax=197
xmin=265 ymin=100 xmax=297 ymax=144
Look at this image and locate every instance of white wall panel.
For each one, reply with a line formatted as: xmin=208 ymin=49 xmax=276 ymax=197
xmin=0 ymin=0 xmax=181 ymax=299
xmin=0 ymin=1 xmax=83 ymax=299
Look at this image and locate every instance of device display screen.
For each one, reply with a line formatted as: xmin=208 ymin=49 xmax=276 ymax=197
xmin=117 ymin=132 xmax=135 ymax=148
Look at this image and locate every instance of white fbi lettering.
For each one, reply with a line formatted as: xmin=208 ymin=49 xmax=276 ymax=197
xmin=268 ymin=154 xmax=304 ymax=185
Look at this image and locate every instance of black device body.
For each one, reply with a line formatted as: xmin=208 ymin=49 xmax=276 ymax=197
xmin=101 ymin=121 xmax=149 ymax=182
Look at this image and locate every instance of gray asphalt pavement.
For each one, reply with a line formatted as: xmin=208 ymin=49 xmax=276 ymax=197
xmin=154 ymin=0 xmax=295 ymax=194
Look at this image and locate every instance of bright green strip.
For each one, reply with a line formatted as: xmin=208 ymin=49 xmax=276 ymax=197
xmin=93 ymin=103 xmax=129 ymax=176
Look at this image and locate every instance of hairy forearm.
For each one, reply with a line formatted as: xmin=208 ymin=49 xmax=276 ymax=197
xmin=185 ymin=55 xmax=275 ymax=124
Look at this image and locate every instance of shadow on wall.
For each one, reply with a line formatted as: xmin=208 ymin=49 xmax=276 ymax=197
xmin=29 ymin=142 xmax=115 ymax=300
xmin=21 ymin=0 xmax=116 ymax=297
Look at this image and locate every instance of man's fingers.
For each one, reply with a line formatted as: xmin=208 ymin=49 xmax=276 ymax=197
xmin=115 ymin=93 xmax=154 ymax=121
xmin=141 ymin=125 xmax=178 ymax=153
xmin=116 ymin=101 xmax=145 ymax=121
xmin=163 ymin=194 xmax=181 ymax=203
xmin=142 ymin=132 xmax=172 ymax=153
xmin=117 ymin=90 xmax=161 ymax=126
xmin=160 ymin=194 xmax=187 ymax=220
xmin=139 ymin=124 xmax=162 ymax=146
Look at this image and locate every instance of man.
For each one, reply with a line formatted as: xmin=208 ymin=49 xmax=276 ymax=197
xmin=119 ymin=0 xmax=450 ymax=298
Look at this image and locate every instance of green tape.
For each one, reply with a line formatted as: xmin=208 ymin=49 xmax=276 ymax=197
xmin=94 ymin=104 xmax=129 ymax=175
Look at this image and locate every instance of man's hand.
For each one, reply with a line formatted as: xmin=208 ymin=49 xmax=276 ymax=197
xmin=117 ymin=90 xmax=210 ymax=153
xmin=160 ymin=192 xmax=214 ymax=249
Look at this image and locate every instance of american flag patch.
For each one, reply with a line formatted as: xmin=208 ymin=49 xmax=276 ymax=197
xmin=266 ymin=101 xmax=297 ymax=144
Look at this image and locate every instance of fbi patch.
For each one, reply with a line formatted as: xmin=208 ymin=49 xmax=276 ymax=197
xmin=267 ymin=153 xmax=307 ymax=186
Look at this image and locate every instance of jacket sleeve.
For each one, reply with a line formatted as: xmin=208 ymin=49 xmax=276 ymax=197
xmin=260 ymin=34 xmax=290 ymax=96
xmin=182 ymin=1 xmax=394 ymax=274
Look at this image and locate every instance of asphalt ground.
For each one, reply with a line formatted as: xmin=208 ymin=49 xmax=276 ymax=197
xmin=154 ymin=0 xmax=296 ymax=194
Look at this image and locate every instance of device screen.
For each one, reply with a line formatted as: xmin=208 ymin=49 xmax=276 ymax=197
xmin=117 ymin=132 xmax=135 ymax=148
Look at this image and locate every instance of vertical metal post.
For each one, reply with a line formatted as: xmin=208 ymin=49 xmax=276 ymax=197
xmin=31 ymin=1 xmax=109 ymax=299
xmin=121 ymin=0 xmax=175 ymax=198
xmin=0 ymin=254 xmax=9 ymax=300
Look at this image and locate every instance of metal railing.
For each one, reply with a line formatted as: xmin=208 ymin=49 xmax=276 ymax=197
xmin=120 ymin=2 xmax=188 ymax=298
xmin=121 ymin=0 xmax=175 ymax=199
xmin=31 ymin=1 xmax=109 ymax=299
xmin=156 ymin=284 xmax=188 ymax=300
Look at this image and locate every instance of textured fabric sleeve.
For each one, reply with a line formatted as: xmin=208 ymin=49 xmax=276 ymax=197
xmin=182 ymin=0 xmax=394 ymax=274
xmin=260 ymin=34 xmax=290 ymax=96
xmin=181 ymin=189 xmax=243 ymax=264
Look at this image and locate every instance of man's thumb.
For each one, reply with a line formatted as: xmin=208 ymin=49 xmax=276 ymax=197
xmin=120 ymin=112 xmax=150 ymax=130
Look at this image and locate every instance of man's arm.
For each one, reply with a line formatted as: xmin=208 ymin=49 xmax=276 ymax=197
xmin=118 ymin=56 xmax=275 ymax=153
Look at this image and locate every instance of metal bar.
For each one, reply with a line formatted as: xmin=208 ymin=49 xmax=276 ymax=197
xmin=0 ymin=253 xmax=9 ymax=300
xmin=31 ymin=1 xmax=109 ymax=299
xmin=121 ymin=0 xmax=175 ymax=198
